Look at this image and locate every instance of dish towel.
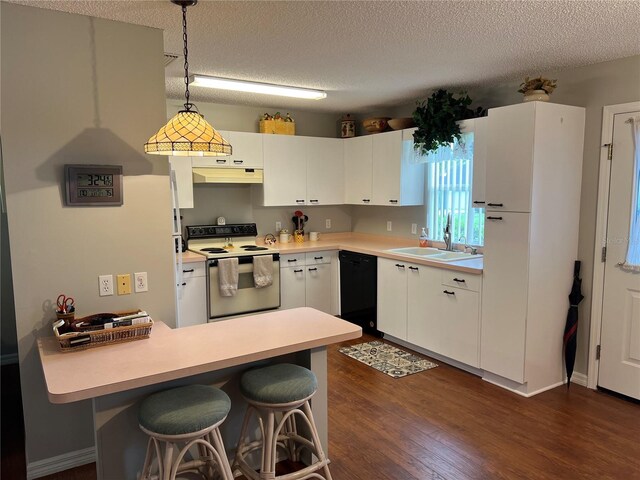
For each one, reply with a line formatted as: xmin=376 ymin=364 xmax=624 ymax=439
xmin=218 ymin=258 xmax=239 ymax=296
xmin=253 ymin=255 xmax=274 ymax=288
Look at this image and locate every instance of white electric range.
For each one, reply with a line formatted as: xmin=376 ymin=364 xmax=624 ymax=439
xmin=185 ymin=223 xmax=280 ymax=319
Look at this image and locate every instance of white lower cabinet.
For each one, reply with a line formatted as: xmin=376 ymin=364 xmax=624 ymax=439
xmin=177 ymin=262 xmax=208 ymax=327
xmin=280 ymin=251 xmax=336 ymax=314
xmin=378 ymin=258 xmax=481 ymax=368
xmin=377 ymin=259 xmax=409 ymax=340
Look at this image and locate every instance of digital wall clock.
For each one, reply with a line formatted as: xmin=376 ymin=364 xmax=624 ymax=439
xmin=64 ymin=164 xmax=123 ymax=206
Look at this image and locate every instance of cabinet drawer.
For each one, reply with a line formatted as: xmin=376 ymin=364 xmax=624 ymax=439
xmin=281 ymin=254 xmax=305 ymax=267
xmin=181 ymin=262 xmax=206 ymax=279
xmin=306 ymin=251 xmax=333 ymax=265
xmin=441 ymin=270 xmax=481 ymax=292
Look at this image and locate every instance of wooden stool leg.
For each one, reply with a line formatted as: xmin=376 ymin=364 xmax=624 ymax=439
xmin=162 ymin=441 xmax=175 ymax=480
xmin=209 ymin=427 xmax=234 ymax=480
xmin=260 ymin=409 xmax=277 ymax=480
xmin=302 ymin=401 xmax=332 ymax=480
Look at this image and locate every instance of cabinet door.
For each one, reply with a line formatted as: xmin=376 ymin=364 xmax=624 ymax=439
xmin=407 ymin=264 xmax=441 ymax=352
xmin=439 ymin=287 xmax=480 ymax=367
xmin=470 ymin=117 xmax=488 ymax=207
xmin=486 ymin=104 xmax=535 ymax=212
xmin=377 ymin=258 xmax=408 ymax=340
xmin=169 ymin=157 xmax=194 ymax=209
xmin=481 ymin=211 xmax=530 ymax=382
xmin=192 ymin=130 xmax=231 ymax=167
xmin=306 ymin=138 xmax=344 ymax=205
xmin=372 ymin=131 xmax=402 ymax=206
xmin=305 ymin=264 xmax=331 ymax=313
xmin=344 ymin=136 xmax=373 ymax=204
xmin=399 ymin=129 xmax=425 ymax=206
xmin=280 ymin=266 xmax=306 ymax=310
xmin=263 ymin=135 xmax=307 ymax=206
xmin=229 ymin=131 xmax=263 ymax=168
xmin=177 ymin=275 xmax=207 ymax=327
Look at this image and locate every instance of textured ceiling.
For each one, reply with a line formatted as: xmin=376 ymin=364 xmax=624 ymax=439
xmin=7 ymin=0 xmax=640 ymax=113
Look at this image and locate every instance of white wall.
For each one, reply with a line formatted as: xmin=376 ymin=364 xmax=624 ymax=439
xmin=1 ymin=3 xmax=173 ymax=471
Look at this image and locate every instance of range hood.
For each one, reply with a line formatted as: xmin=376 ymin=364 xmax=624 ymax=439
xmin=192 ymin=167 xmax=263 ymax=184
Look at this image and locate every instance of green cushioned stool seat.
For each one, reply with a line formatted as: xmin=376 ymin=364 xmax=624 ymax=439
xmin=240 ymin=363 xmax=318 ymax=404
xmin=138 ymin=385 xmax=231 ymax=436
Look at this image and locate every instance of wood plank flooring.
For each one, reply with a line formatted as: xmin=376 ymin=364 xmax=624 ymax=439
xmin=3 ymin=334 xmax=639 ymax=479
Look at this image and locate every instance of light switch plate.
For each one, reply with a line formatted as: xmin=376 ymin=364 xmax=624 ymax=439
xmin=411 ymin=224 xmax=417 ymax=235
xmin=117 ymin=274 xmax=131 ymax=295
xmin=387 ymin=221 xmax=392 ymax=232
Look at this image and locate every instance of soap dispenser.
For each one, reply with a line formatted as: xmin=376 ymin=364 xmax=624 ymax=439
xmin=419 ymin=227 xmax=429 ymax=247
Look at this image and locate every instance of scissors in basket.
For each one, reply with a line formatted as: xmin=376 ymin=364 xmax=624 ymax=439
xmin=56 ymin=294 xmax=75 ymax=314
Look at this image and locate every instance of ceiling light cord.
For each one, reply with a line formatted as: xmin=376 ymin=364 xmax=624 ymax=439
xmin=181 ymin=4 xmax=192 ymax=111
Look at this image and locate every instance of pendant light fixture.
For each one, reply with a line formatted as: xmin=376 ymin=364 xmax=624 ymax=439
xmin=145 ymin=0 xmax=231 ymax=157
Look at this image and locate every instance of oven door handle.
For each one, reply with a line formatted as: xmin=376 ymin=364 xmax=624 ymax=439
xmin=209 ymin=253 xmax=280 ymax=267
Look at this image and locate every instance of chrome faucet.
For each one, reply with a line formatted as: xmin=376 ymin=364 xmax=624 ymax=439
xmin=443 ymin=212 xmax=453 ymax=251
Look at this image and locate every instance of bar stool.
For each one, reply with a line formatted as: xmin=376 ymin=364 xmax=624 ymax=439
xmin=234 ymin=363 xmax=332 ymax=480
xmin=138 ymin=384 xmax=234 ymax=480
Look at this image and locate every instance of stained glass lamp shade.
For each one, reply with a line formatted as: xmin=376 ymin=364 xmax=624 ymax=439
xmin=144 ymin=110 xmax=231 ymax=157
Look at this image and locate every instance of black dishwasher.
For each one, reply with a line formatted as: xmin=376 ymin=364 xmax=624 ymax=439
xmin=339 ymin=251 xmax=379 ymax=335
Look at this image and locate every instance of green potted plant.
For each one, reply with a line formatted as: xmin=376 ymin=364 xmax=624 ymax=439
xmin=412 ymin=89 xmax=484 ymax=156
xmin=518 ymin=76 xmax=557 ymax=102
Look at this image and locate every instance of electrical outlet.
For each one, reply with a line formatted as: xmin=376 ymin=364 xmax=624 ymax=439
xmin=326 ymin=219 xmax=331 ymax=229
xmin=117 ymin=274 xmax=131 ymax=295
xmin=134 ymin=272 xmax=148 ymax=293
xmin=99 ymin=275 xmax=114 ymax=296
xmin=411 ymin=223 xmax=417 ymax=235
xmin=387 ymin=221 xmax=392 ymax=232
xmin=275 ymin=221 xmax=282 ymax=232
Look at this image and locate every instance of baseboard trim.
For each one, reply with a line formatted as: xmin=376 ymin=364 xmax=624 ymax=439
xmin=27 ymin=447 xmax=95 ymax=479
xmin=1 ymin=353 xmax=19 ymax=365
xmin=571 ymin=372 xmax=588 ymax=387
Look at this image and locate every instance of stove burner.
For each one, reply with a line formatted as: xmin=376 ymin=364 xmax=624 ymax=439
xmin=241 ymin=246 xmax=268 ymax=251
xmin=201 ymin=247 xmax=228 ymax=253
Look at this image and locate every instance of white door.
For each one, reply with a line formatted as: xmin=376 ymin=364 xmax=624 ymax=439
xmin=372 ymin=130 xmax=402 ymax=206
xmin=305 ymin=264 xmax=331 ymax=313
xmin=377 ymin=258 xmax=408 ymax=340
xmin=407 ymin=264 xmax=441 ymax=352
xmin=228 ymin=131 xmax=263 ymax=168
xmin=344 ymin=135 xmax=373 ymax=204
xmin=280 ymin=266 xmax=306 ymax=310
xmin=263 ymin=135 xmax=306 ymax=206
xmin=306 ymin=137 xmax=344 ymax=205
xmin=598 ymin=111 xmax=640 ymax=400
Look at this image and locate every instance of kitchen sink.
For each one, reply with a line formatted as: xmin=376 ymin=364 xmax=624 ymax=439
xmin=385 ymin=247 xmax=482 ymax=262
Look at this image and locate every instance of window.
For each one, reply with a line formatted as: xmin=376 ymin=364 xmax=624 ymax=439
xmin=425 ymin=132 xmax=484 ymax=245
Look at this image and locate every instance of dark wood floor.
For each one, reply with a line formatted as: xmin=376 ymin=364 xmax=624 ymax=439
xmin=3 ymin=334 xmax=640 ymax=479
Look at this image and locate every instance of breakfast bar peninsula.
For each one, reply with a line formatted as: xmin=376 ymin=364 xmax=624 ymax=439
xmin=37 ymin=307 xmax=361 ymax=479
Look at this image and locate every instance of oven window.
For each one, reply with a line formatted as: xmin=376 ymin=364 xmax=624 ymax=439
xmin=238 ymin=272 xmax=256 ymax=289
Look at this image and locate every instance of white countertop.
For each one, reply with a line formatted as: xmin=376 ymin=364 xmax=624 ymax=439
xmin=38 ymin=308 xmax=361 ymax=404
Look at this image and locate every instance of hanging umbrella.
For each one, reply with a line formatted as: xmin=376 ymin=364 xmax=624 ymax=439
xmin=563 ymin=261 xmax=584 ymax=388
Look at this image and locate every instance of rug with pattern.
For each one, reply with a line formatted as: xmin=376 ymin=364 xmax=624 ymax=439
xmin=338 ymin=340 xmax=438 ymax=378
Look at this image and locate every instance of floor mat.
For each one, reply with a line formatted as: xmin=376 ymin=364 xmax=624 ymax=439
xmin=339 ymin=340 xmax=438 ymax=378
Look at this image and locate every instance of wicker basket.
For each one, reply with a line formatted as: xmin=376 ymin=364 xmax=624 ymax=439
xmin=53 ymin=309 xmax=153 ymax=352
xmin=259 ymin=119 xmax=295 ymax=135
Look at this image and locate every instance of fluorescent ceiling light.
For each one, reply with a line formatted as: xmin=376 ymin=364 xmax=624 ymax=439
xmin=189 ymin=75 xmax=327 ymax=100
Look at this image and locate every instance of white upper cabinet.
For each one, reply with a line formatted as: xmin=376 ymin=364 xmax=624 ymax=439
xmin=262 ymin=135 xmax=344 ymax=206
xmin=344 ymin=135 xmax=373 ymax=205
xmin=346 ymin=129 xmax=424 ymax=207
xmin=469 ymin=117 xmax=488 ymax=207
xmin=227 ymin=131 xmax=263 ymax=168
xmin=191 ymin=130 xmax=232 ymax=167
xmin=191 ymin=131 xmax=263 ymax=169
xmin=169 ymin=157 xmax=194 ymax=209
xmin=306 ymin=137 xmax=344 ymax=205
xmin=485 ymin=104 xmax=536 ymax=212
xmin=372 ymin=131 xmax=403 ymax=205
xmin=262 ymin=135 xmax=307 ymax=206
